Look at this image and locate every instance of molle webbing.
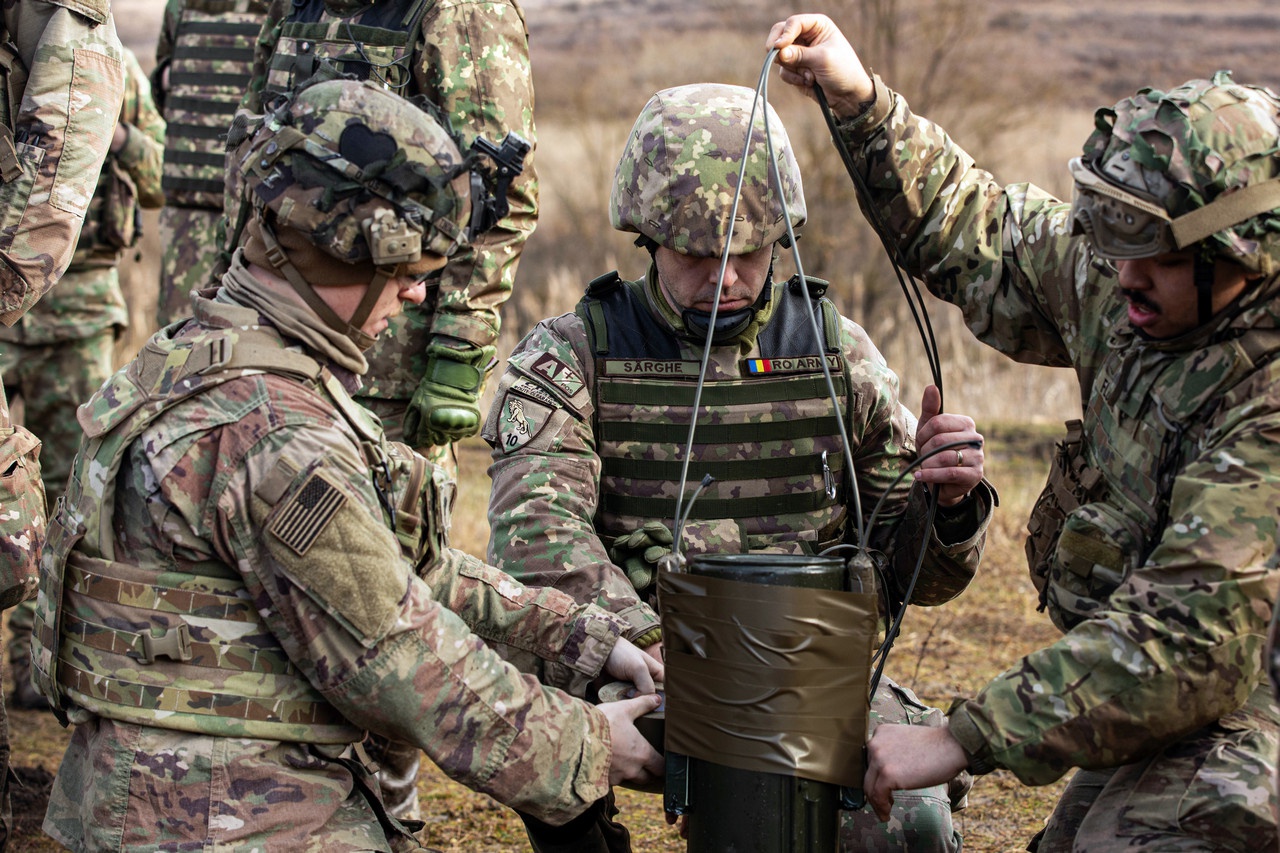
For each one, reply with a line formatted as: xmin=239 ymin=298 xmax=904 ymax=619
xmin=50 ymin=551 xmax=355 ymax=740
xmin=34 ymin=325 xmax=361 ymax=743
xmin=585 ymin=276 xmax=849 ymax=544
xmin=265 ymin=0 xmax=429 ymax=96
xmin=163 ymin=3 xmax=264 ymax=206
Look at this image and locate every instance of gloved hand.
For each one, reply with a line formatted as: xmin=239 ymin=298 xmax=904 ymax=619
xmin=608 ymin=520 xmax=675 ymax=592
xmin=403 ymin=336 xmax=497 ymax=448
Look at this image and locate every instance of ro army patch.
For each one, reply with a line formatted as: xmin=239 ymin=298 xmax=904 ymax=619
xmin=269 ymin=471 xmax=348 ymax=556
xmin=498 ymin=386 xmax=558 ymax=455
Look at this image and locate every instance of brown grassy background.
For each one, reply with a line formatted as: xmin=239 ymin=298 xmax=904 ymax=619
xmin=7 ymin=1 xmax=1278 ymax=850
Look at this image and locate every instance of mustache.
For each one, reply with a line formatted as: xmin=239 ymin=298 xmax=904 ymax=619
xmin=1121 ymin=289 xmax=1160 ymax=313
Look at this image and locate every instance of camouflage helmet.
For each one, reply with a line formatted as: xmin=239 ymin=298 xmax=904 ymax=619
xmin=1071 ymin=70 xmax=1280 ymax=274
xmin=611 ymin=83 xmax=806 ymax=256
xmin=235 ymin=76 xmax=472 ymax=269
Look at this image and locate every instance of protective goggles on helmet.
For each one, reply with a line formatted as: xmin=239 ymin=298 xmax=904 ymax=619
xmin=1069 ymin=157 xmax=1179 ymax=259
xmin=1070 ymin=155 xmax=1280 ymax=260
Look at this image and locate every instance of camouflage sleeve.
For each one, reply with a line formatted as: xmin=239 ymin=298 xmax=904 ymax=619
xmin=416 ymin=0 xmax=537 ymax=348
xmin=114 ymin=47 xmax=166 ymax=210
xmin=150 ymin=0 xmax=183 ymax=112
xmin=949 ymin=384 xmax=1280 ymax=783
xmin=482 ymin=314 xmax=662 ymax=640
xmin=238 ymin=0 xmax=284 ymax=118
xmin=838 ymin=316 xmax=989 ymax=607
xmin=196 ymin=377 xmax=612 ymax=823
xmin=0 ymin=0 xmax=124 ymax=325
xmin=419 ymin=546 xmax=624 ymax=678
xmin=837 ymin=77 xmax=1114 ymax=377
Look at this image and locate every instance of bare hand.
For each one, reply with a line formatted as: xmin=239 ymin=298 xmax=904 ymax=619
xmin=864 ymin=723 xmax=968 ymax=822
xmin=600 ymin=694 xmax=665 ymax=788
xmin=604 ymin=637 xmax=664 ymax=695
xmin=912 ymin=384 xmax=984 ymax=507
xmin=766 ymin=14 xmax=874 ymax=116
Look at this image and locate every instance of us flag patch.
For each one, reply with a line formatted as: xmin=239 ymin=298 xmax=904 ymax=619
xmin=269 ymin=472 xmax=347 ymax=556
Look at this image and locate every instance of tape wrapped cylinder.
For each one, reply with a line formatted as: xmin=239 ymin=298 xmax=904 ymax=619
xmin=658 ymin=557 xmax=875 ymax=788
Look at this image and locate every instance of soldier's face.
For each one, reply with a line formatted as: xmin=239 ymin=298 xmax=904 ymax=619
xmin=322 ymin=273 xmax=429 ymax=337
xmin=653 ymin=245 xmax=773 ymax=314
xmin=1115 ymin=252 xmax=1253 ymax=338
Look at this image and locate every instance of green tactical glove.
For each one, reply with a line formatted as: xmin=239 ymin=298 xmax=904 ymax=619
xmin=403 ymin=337 xmax=497 ymax=448
xmin=608 ymin=520 xmax=675 ymax=592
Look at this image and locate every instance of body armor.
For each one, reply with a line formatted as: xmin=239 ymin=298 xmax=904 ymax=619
xmin=1027 ymin=324 xmax=1280 ymax=631
xmin=162 ymin=0 xmax=267 ymax=209
xmin=577 ymin=274 xmax=850 ymax=562
xmin=262 ymin=0 xmax=430 ymax=100
xmin=29 ymin=317 xmax=437 ymax=741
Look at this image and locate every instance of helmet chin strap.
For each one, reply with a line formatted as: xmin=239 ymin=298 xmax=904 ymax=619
xmin=257 ymin=217 xmax=396 ymax=351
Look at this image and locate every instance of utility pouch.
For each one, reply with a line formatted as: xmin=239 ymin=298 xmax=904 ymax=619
xmin=1025 ymin=420 xmax=1101 ymax=607
xmin=0 ymin=36 xmax=28 ymax=182
xmin=379 ymin=441 xmax=452 ymax=573
xmin=1042 ymin=501 xmax=1141 ymax=631
xmin=98 ymin=159 xmax=140 ymax=250
xmin=0 ymin=424 xmax=46 ymax=609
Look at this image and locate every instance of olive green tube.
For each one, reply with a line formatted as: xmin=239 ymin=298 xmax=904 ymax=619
xmin=659 ymin=554 xmax=876 ymax=853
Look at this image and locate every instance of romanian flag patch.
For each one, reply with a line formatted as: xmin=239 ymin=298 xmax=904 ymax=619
xmin=269 ymin=471 xmax=348 ymax=556
xmin=746 ymin=359 xmax=774 ymax=374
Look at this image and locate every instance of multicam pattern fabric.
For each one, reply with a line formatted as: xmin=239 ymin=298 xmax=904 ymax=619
xmin=38 ymin=264 xmax=626 ymax=849
xmin=612 ymin=83 xmax=805 ymax=256
xmin=0 ymin=0 xmax=124 ymax=325
xmin=483 ymin=268 xmax=992 ymax=851
xmin=234 ymin=76 xmax=472 ymax=264
xmin=0 ymin=45 xmax=163 ymax=346
xmin=0 ymin=0 xmax=124 ymax=844
xmin=1081 ymin=70 xmax=1280 ymax=274
xmin=237 ymin=0 xmax=539 ymax=404
xmin=838 ymin=77 xmax=1280 ymax=844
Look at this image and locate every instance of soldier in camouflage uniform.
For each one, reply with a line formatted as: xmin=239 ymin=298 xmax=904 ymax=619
xmin=152 ymin=0 xmax=269 ymax=326
xmin=229 ymin=0 xmax=537 ymax=470
xmin=33 ymin=77 xmax=665 ymax=852
xmin=771 ymin=14 xmax=1280 ymax=851
xmin=483 ymin=83 xmax=996 ymax=853
xmin=0 ymin=0 xmax=124 ymax=845
xmin=222 ymin=0 xmax=540 ymax=817
xmin=0 ymin=44 xmax=164 ymax=713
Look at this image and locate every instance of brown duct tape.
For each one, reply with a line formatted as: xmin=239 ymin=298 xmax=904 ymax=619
xmin=658 ymin=571 xmax=876 ymax=787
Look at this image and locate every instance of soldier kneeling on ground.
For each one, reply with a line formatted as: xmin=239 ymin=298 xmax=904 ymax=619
xmin=32 ymin=76 xmax=664 ymax=851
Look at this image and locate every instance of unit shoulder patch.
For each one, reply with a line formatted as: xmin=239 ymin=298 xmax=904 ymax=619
xmin=497 ymin=388 xmax=558 ymax=455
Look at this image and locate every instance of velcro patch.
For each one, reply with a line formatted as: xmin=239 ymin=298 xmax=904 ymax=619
xmin=498 ymin=391 xmax=555 ymax=455
xmin=269 ymin=471 xmax=348 ymax=556
xmin=528 ymin=353 xmax=585 ymax=397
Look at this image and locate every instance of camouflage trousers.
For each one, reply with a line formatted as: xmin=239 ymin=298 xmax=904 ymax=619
xmin=1032 ymin=683 xmax=1278 ymax=853
xmin=841 ymin=675 xmax=967 ymax=853
xmin=0 ymin=326 xmax=116 ymax=508
xmin=156 ymin=206 xmax=222 ymax=327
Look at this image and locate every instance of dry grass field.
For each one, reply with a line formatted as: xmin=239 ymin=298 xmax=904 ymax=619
xmin=6 ymin=0 xmax=1277 ymax=850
